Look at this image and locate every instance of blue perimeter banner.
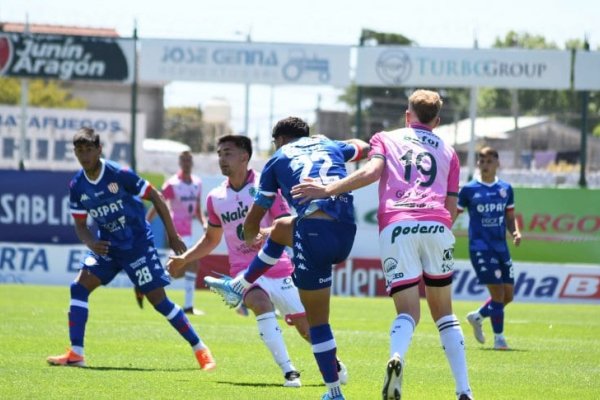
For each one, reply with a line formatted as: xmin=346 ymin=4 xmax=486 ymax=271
xmin=0 ymin=169 xmax=79 ymax=244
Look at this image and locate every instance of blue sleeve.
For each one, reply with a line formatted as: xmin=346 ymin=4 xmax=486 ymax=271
xmin=458 ymin=187 xmax=469 ymax=209
xmin=258 ymin=156 xmax=280 ymax=196
xmin=334 ymin=140 xmax=358 ymax=162
xmin=118 ymin=168 xmax=149 ymax=197
xmin=68 ymin=179 xmax=85 ymax=214
xmin=507 ymin=185 xmax=515 ymax=208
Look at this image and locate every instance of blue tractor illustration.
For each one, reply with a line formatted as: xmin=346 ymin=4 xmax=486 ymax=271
xmin=283 ymin=50 xmax=330 ymax=83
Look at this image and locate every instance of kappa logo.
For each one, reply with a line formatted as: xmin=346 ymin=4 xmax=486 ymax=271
xmin=473 ymin=193 xmax=482 ymax=199
xmin=108 ymin=182 xmax=119 ymax=193
xmin=80 ymin=193 xmax=90 ymax=201
xmin=0 ymin=35 xmax=12 ymax=75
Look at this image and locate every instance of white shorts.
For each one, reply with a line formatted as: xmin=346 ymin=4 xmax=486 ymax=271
xmin=244 ymin=275 xmax=306 ymax=325
xmin=379 ymin=221 xmax=455 ymax=293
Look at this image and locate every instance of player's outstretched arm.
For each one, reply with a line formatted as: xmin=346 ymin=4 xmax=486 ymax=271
xmin=344 ymin=138 xmax=371 ymax=161
xmin=147 ymin=186 xmax=186 ymax=255
xmin=168 ymin=225 xmax=223 ymax=276
xmin=291 ymin=156 xmax=384 ymax=203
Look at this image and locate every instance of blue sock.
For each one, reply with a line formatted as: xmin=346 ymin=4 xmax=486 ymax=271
xmin=69 ymin=282 xmax=89 ymax=349
xmin=243 ymin=238 xmax=285 ymax=283
xmin=310 ymin=324 xmax=339 ymax=386
xmin=154 ymin=298 xmax=201 ymax=347
xmin=478 ymin=298 xmax=492 ymax=318
xmin=488 ymin=301 xmax=505 ymax=334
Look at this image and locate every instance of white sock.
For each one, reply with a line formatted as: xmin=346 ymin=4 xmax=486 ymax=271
xmin=256 ymin=311 xmax=294 ymax=373
xmin=192 ymin=341 xmax=207 ymax=352
xmin=184 ymin=272 xmax=196 ymax=309
xmin=390 ymin=313 xmax=416 ymax=359
xmin=71 ymin=346 xmax=84 ymax=356
xmin=436 ymin=314 xmax=471 ymax=396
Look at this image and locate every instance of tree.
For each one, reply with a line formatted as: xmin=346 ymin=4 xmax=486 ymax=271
xmin=0 ymin=77 xmax=86 ymax=108
xmin=163 ymin=107 xmax=205 ymax=152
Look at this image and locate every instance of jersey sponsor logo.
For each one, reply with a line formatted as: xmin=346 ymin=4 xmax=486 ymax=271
xmin=220 ymin=201 xmax=248 ymax=224
xmin=383 ymin=257 xmax=398 ymax=273
xmin=102 ymin=216 xmax=126 ymax=232
xmin=476 ymin=202 xmax=505 ymax=213
xmin=88 ymin=199 xmax=124 ymax=218
xmin=391 ymin=224 xmax=445 ymax=243
xmin=107 ymin=182 xmax=119 ymax=194
xmin=319 ymin=276 xmax=332 ymax=284
xmin=129 ymin=256 xmax=147 ymax=269
xmin=441 ymin=248 xmax=454 ymax=272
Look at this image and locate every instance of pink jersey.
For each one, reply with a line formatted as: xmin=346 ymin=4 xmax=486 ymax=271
xmin=206 ymin=169 xmax=293 ymax=278
xmin=368 ymin=123 xmax=460 ymax=231
xmin=162 ymin=172 xmax=202 ymax=236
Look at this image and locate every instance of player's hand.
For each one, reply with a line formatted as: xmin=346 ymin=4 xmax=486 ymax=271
xmin=89 ymin=240 xmax=110 ymax=256
xmin=291 ymin=177 xmax=328 ymax=204
xmin=167 ymin=255 xmax=186 ymax=275
xmin=513 ymin=231 xmax=522 ymax=247
xmin=169 ymin=235 xmax=187 ymax=255
xmin=248 ymin=231 xmax=267 ymax=251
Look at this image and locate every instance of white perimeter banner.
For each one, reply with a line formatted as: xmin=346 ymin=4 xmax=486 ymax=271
xmin=0 ymin=106 xmax=145 ymax=171
xmin=139 ymin=39 xmax=351 ymax=87
xmin=574 ymin=51 xmax=600 ymax=90
xmin=356 ymin=46 xmax=571 ymax=89
xmin=1 ymin=242 xmax=599 ymax=304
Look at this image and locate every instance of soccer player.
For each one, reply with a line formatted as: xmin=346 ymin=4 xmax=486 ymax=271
xmin=168 ymin=134 xmax=313 ymax=387
xmin=459 ymin=146 xmax=522 ymax=350
xmin=146 ymin=150 xmax=208 ymax=315
xmin=291 ymin=90 xmax=474 ymax=400
xmin=46 ymin=127 xmax=216 ymax=371
xmin=204 ymin=118 xmax=369 ymax=400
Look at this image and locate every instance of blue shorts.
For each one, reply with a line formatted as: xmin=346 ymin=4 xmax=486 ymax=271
xmin=469 ymin=249 xmax=514 ymax=285
xmin=80 ymin=241 xmax=171 ymax=293
xmin=292 ymin=218 xmax=356 ymax=290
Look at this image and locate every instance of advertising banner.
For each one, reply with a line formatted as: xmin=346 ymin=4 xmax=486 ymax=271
xmin=0 ymin=106 xmax=145 ymax=171
xmin=0 ymin=170 xmax=76 ymax=244
xmin=574 ymin=51 xmax=600 ymax=90
xmin=452 ymin=187 xmax=600 ymax=264
xmin=139 ymin=39 xmax=350 ymax=87
xmin=2 ymin=242 xmax=598 ymax=304
xmin=0 ymin=33 xmax=134 ymax=82
xmin=355 ymin=47 xmax=571 ymax=89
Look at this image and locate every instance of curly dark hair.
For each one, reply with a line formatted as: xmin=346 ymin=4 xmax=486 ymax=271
xmin=272 ymin=116 xmax=309 ymax=139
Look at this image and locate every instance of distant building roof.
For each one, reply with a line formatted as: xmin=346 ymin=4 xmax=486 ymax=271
xmin=0 ymin=22 xmax=119 ymax=37
xmin=436 ymin=116 xmax=549 ymax=146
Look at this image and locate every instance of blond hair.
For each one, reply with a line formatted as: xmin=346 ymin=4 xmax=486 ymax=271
xmin=408 ymin=90 xmax=443 ymax=124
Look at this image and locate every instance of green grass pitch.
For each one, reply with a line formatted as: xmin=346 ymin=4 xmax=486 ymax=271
xmin=1 ymin=284 xmax=599 ymax=399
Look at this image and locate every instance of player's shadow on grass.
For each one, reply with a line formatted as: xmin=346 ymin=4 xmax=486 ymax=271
xmin=217 ymin=380 xmax=322 ymax=388
xmin=479 ymin=348 xmax=527 ymax=352
xmin=85 ymin=366 xmax=193 ymax=372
